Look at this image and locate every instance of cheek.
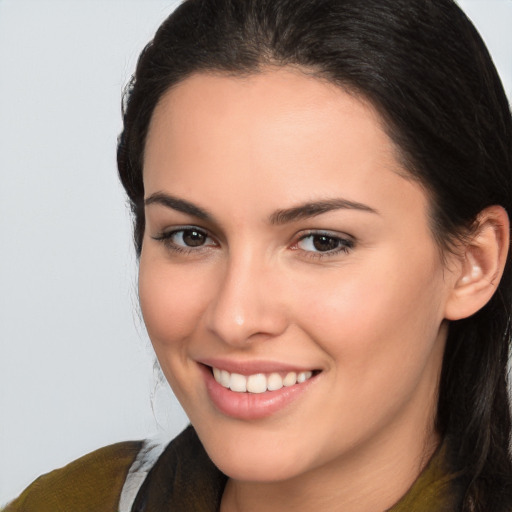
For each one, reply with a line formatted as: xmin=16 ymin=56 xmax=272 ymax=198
xmin=293 ymin=253 xmax=446 ymax=378
xmin=138 ymin=253 xmax=210 ymax=349
xmin=290 ymin=258 xmax=447 ymax=445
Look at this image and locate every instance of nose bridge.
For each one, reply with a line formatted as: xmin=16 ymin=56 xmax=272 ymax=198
xmin=206 ymin=247 xmax=286 ymax=345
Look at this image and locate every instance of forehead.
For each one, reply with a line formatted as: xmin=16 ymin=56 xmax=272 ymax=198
xmin=147 ymin=69 xmax=388 ymax=157
xmin=143 ymin=68 xmax=428 ymax=229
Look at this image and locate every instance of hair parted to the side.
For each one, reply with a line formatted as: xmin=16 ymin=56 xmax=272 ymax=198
xmin=117 ymin=0 xmax=512 ymax=509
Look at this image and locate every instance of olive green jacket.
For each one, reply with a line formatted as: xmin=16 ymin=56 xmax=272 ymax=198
xmin=3 ymin=426 xmax=462 ymax=511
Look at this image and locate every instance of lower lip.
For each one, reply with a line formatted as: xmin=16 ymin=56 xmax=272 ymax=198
xmin=200 ymin=365 xmax=318 ymax=420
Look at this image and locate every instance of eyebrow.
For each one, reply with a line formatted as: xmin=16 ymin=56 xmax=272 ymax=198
xmin=269 ymin=199 xmax=379 ymax=225
xmin=144 ymin=192 xmax=378 ymax=225
xmin=144 ymin=192 xmax=213 ymax=221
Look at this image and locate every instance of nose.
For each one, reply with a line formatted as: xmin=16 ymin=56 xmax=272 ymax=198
xmin=205 ymin=252 xmax=288 ymax=346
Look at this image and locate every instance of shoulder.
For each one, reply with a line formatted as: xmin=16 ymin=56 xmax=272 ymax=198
xmin=3 ymin=440 xmax=143 ymax=512
xmin=3 ymin=427 xmax=225 ymax=512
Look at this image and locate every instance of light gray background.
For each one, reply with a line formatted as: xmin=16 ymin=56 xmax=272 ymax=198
xmin=1 ymin=0 xmax=511 ymax=506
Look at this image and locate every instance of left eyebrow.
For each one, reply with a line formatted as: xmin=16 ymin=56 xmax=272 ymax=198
xmin=269 ymin=199 xmax=379 ymax=225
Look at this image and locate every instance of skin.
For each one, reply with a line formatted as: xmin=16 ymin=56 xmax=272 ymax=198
xmin=139 ymin=68 xmax=462 ymax=512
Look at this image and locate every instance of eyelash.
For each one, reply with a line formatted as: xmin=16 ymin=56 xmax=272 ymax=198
xmin=292 ymin=231 xmax=355 ymax=260
xmin=152 ymin=226 xmax=217 ymax=255
xmin=152 ymin=227 xmax=355 ymax=259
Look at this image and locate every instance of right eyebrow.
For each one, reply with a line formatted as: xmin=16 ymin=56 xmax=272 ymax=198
xmin=144 ymin=192 xmax=213 ymax=221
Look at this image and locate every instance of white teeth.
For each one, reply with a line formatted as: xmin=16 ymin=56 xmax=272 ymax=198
xmin=220 ymin=370 xmax=231 ymax=388
xmin=267 ymin=372 xmax=284 ymax=391
xmin=212 ymin=367 xmax=314 ymax=393
xmin=229 ymin=373 xmax=247 ymax=392
xmin=247 ymin=373 xmax=267 ymax=393
xmin=283 ymin=372 xmax=297 ymax=387
xmin=297 ymin=371 xmax=312 ymax=383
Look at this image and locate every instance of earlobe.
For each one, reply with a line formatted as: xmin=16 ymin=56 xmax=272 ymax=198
xmin=444 ymin=206 xmax=510 ymax=321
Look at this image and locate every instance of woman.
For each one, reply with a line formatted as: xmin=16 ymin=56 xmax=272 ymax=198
xmin=5 ymin=0 xmax=512 ymax=511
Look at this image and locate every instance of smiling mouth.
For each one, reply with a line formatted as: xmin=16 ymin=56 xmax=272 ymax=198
xmin=211 ymin=367 xmax=319 ymax=394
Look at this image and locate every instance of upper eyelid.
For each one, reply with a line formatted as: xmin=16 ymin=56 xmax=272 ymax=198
xmin=152 ymin=226 xmax=355 ymax=249
xmin=154 ymin=225 xmax=211 ymax=237
xmin=292 ymin=230 xmax=355 ymax=252
xmin=153 ymin=227 xmax=218 ymax=254
xmin=154 ymin=227 xmax=352 ymax=239
xmin=295 ymin=229 xmax=354 ymax=242
xmin=152 ymin=226 xmax=215 ymax=243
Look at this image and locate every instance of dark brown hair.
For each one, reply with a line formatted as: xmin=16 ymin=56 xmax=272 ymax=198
xmin=117 ymin=1 xmax=512 ymax=509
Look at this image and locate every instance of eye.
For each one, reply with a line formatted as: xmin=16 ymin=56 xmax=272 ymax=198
xmin=172 ymin=228 xmax=209 ymax=247
xmin=294 ymin=232 xmax=354 ymax=256
xmin=152 ymin=226 xmax=217 ymax=253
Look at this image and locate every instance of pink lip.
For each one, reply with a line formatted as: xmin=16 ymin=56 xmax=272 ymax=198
xmin=198 ymin=357 xmax=316 ymax=376
xmin=199 ymin=363 xmax=319 ymax=421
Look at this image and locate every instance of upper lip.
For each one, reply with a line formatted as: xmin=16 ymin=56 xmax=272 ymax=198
xmin=197 ymin=357 xmax=319 ymax=375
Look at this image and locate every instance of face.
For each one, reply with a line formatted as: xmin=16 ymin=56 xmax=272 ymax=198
xmin=139 ymin=69 xmax=457 ymax=483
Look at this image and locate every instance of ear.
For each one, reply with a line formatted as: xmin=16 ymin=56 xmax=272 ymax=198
xmin=444 ymin=205 xmax=510 ymax=321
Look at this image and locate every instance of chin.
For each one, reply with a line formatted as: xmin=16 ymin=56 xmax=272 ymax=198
xmin=212 ymin=450 xmax=307 ymax=483
xmin=194 ymin=422 xmax=315 ymax=483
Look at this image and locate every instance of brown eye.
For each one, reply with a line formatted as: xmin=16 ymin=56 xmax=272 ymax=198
xmin=296 ymin=232 xmax=354 ymax=255
xmin=153 ymin=227 xmax=215 ymax=252
xmin=311 ymin=235 xmax=340 ymax=252
xmin=181 ymin=229 xmax=207 ymax=247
